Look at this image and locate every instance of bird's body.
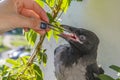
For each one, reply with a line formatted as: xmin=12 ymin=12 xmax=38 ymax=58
xmin=54 ymin=25 xmax=104 ymax=80
xmin=54 ymin=44 xmax=103 ymax=80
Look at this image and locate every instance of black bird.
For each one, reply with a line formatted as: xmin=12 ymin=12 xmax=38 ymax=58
xmin=54 ymin=25 xmax=104 ymax=80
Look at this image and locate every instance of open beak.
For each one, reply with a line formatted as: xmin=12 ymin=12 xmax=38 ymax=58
xmin=58 ymin=25 xmax=80 ymax=42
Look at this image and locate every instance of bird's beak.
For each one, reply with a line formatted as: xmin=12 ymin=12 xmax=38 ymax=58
xmin=58 ymin=25 xmax=74 ymax=38
xmin=58 ymin=25 xmax=80 ymax=42
xmin=60 ymin=25 xmax=75 ymax=33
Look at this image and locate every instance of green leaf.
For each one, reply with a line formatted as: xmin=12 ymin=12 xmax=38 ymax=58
xmin=33 ymin=64 xmax=43 ymax=80
xmin=46 ymin=0 xmax=55 ymax=7
xmin=42 ymin=49 xmax=47 ymax=53
xmin=20 ymin=56 xmax=30 ymax=65
xmin=46 ymin=30 xmax=53 ymax=41
xmin=61 ymin=0 xmax=69 ymax=13
xmin=110 ymin=65 xmax=120 ymax=72
xmin=6 ymin=59 xmax=20 ymax=66
xmin=31 ymin=32 xmax=37 ymax=45
xmin=98 ymin=74 xmax=115 ymax=80
xmin=68 ymin=0 xmax=72 ymax=6
xmin=0 ymin=65 xmax=9 ymax=77
xmin=53 ymin=30 xmax=59 ymax=42
xmin=2 ymin=72 xmax=10 ymax=78
xmin=37 ymin=49 xmax=47 ymax=65
xmin=0 ymin=65 xmax=8 ymax=71
xmin=37 ymin=51 xmax=42 ymax=64
xmin=2 ymin=77 xmax=8 ymax=80
xmin=43 ymin=53 xmax=47 ymax=67
xmin=76 ymin=0 xmax=83 ymax=1
xmin=25 ymin=30 xmax=37 ymax=46
xmin=47 ymin=13 xmax=54 ymax=23
xmin=61 ymin=0 xmax=82 ymax=12
xmin=35 ymin=0 xmax=45 ymax=8
xmin=116 ymin=78 xmax=120 ymax=80
xmin=52 ymin=22 xmax=62 ymax=42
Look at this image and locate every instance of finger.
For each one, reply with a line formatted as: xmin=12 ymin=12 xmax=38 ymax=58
xmin=13 ymin=13 xmax=39 ymax=30
xmin=33 ymin=2 xmax=49 ymax=22
xmin=21 ymin=0 xmax=49 ymax=22
xmin=20 ymin=9 xmax=40 ymax=29
xmin=20 ymin=8 xmax=39 ymax=19
xmin=20 ymin=9 xmax=49 ymax=34
xmin=21 ymin=9 xmax=37 ymax=32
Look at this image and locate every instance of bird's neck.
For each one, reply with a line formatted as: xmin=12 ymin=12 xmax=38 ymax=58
xmin=70 ymin=45 xmax=97 ymax=59
xmin=70 ymin=45 xmax=84 ymax=57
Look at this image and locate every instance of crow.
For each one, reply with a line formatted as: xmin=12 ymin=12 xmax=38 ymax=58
xmin=54 ymin=25 xmax=104 ymax=80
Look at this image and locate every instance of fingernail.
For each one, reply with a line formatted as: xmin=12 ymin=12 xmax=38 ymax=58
xmin=40 ymin=22 xmax=47 ymax=29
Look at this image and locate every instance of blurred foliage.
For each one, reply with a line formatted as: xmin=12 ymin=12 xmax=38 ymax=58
xmin=37 ymin=49 xmax=47 ymax=67
xmin=0 ymin=0 xmax=82 ymax=80
xmin=25 ymin=30 xmax=37 ymax=46
xmin=0 ymin=46 xmax=9 ymax=53
xmin=99 ymin=65 xmax=120 ymax=80
xmin=0 ymin=56 xmax=44 ymax=80
xmin=0 ymin=36 xmax=9 ymax=53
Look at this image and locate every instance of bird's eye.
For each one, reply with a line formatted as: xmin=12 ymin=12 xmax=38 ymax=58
xmin=79 ymin=35 xmax=86 ymax=41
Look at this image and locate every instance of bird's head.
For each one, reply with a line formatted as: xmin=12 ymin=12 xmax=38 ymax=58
xmin=59 ymin=25 xmax=99 ymax=54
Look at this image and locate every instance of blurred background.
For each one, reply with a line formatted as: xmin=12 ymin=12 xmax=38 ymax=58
xmin=0 ymin=28 xmax=30 ymax=64
xmin=1 ymin=0 xmax=120 ymax=80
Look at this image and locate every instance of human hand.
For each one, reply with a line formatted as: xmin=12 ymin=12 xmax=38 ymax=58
xmin=0 ymin=0 xmax=49 ymax=34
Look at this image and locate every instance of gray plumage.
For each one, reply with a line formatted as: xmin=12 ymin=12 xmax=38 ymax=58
xmin=54 ymin=25 xmax=104 ymax=80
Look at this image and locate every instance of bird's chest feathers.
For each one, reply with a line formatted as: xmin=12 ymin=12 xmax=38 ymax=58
xmin=54 ymin=45 xmax=97 ymax=80
xmin=58 ymin=53 xmax=96 ymax=80
xmin=61 ymin=59 xmax=88 ymax=80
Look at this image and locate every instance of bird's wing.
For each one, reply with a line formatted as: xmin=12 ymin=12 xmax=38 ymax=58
xmin=86 ymin=63 xmax=104 ymax=80
xmin=54 ymin=44 xmax=70 ymax=80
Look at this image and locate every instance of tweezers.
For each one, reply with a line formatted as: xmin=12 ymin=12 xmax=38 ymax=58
xmin=40 ymin=22 xmax=70 ymax=33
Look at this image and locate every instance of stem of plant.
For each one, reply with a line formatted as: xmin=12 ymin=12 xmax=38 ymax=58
xmin=27 ymin=35 xmax=45 ymax=66
xmin=52 ymin=0 xmax=63 ymax=19
xmin=17 ymin=0 xmax=63 ymax=79
xmin=16 ymin=35 xmax=45 ymax=80
xmin=26 ymin=0 xmax=63 ymax=68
